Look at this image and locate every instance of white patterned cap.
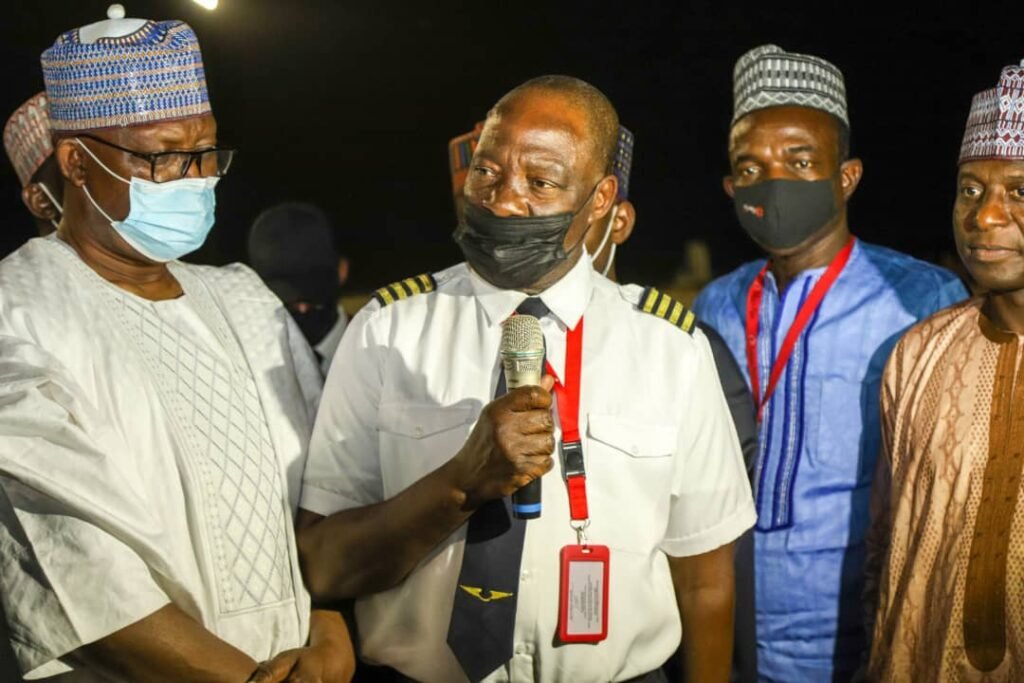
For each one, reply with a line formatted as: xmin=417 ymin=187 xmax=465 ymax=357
xmin=732 ymin=44 xmax=848 ymax=126
xmin=3 ymin=92 xmax=53 ymax=187
xmin=959 ymin=63 xmax=1024 ymax=163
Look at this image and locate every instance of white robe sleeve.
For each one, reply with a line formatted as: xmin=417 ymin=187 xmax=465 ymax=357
xmin=284 ymin=312 xmax=323 ymax=425
xmin=0 ymin=336 xmax=171 ymax=679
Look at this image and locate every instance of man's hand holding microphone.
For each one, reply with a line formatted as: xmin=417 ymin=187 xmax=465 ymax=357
xmin=449 ymin=314 xmax=554 ymax=517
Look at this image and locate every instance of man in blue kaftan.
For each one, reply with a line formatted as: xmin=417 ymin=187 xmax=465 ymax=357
xmin=692 ymin=44 xmax=968 ymax=682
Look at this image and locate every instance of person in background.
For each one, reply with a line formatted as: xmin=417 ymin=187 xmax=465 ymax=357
xmin=448 ymin=121 xmax=484 ymax=222
xmin=0 ymin=9 xmax=352 ymax=681
xmin=249 ymin=201 xmax=351 ymax=375
xmin=4 ymin=92 xmax=63 ymax=236
xmin=867 ymin=60 xmax=1024 ymax=681
xmin=692 ymin=44 xmax=968 ymax=681
xmin=450 ymin=116 xmax=758 ymax=680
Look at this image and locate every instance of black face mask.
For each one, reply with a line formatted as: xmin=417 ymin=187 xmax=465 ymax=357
xmin=732 ymin=178 xmax=838 ymax=250
xmin=288 ymin=303 xmax=339 ymax=348
xmin=453 ymin=190 xmax=594 ymax=291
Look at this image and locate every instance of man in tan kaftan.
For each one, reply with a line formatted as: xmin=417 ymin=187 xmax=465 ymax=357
xmin=867 ymin=61 xmax=1024 ymax=681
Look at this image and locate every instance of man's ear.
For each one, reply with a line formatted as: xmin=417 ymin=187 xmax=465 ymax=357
xmin=55 ymin=138 xmax=88 ymax=188
xmin=337 ymin=257 xmax=350 ymax=288
xmin=588 ymin=174 xmax=619 ymax=225
xmin=839 ymin=158 xmax=863 ymax=202
xmin=21 ymin=183 xmax=59 ymax=220
xmin=723 ymin=175 xmax=735 ymax=198
xmin=611 ymin=200 xmax=636 ymax=246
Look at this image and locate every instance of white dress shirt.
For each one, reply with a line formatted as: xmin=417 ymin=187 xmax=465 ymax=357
xmin=302 ymin=253 xmax=755 ymax=683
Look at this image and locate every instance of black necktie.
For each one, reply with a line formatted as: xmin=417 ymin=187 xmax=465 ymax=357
xmin=447 ymin=298 xmax=549 ymax=682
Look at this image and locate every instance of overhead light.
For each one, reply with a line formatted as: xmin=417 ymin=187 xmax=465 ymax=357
xmin=191 ymin=0 xmax=219 ymax=9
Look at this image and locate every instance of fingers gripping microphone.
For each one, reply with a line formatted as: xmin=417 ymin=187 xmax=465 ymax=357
xmin=500 ymin=314 xmax=546 ymax=520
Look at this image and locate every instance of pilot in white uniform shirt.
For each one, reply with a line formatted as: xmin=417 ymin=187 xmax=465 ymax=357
xmin=301 ymin=250 xmax=756 ymax=683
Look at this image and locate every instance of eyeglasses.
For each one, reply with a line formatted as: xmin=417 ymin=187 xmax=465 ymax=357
xmin=77 ymin=134 xmax=237 ymax=184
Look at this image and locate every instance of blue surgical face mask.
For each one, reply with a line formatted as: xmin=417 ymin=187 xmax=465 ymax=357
xmin=76 ymin=139 xmax=219 ymax=262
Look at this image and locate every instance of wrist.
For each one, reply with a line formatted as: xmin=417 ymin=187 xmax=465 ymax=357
xmin=307 ymin=609 xmax=348 ymax=648
xmin=440 ymin=455 xmax=475 ymax=511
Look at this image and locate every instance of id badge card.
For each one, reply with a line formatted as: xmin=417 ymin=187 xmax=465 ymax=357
xmin=558 ymin=544 xmax=609 ymax=643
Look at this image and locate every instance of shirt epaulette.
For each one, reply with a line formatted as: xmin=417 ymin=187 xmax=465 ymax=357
xmin=637 ymin=286 xmax=696 ymax=334
xmin=372 ymin=273 xmax=437 ymax=307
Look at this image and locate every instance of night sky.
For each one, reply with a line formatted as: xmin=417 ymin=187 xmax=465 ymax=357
xmin=0 ymin=1 xmax=1018 ymax=291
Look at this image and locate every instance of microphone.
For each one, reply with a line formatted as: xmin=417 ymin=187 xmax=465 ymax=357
xmin=500 ymin=314 xmax=546 ymax=520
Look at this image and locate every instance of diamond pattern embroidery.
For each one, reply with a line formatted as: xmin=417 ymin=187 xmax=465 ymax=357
xmin=116 ymin=293 xmax=292 ymax=614
xmin=961 ymin=67 xmax=1024 ymax=161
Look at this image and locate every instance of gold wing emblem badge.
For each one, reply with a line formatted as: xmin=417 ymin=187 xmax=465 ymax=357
xmin=459 ymin=585 xmax=514 ymax=602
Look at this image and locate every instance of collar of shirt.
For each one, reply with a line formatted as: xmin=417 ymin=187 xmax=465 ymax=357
xmin=978 ymin=304 xmax=1024 ymax=345
xmin=467 ymin=249 xmax=594 ymax=331
xmin=761 ymin=239 xmax=862 ymax=298
xmin=314 ymin=304 xmax=348 ymax=361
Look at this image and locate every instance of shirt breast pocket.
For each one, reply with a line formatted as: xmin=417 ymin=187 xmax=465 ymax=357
xmin=585 ymin=413 xmax=676 ymax=553
xmin=378 ymin=402 xmax=476 ymax=500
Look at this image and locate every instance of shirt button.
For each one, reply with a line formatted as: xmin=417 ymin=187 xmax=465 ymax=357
xmin=630 ymin=445 xmax=639 ymax=455
xmin=414 ymin=426 xmax=424 ymax=436
xmin=520 ymin=569 xmax=530 ymax=580
xmin=514 ymin=644 xmax=525 ymax=655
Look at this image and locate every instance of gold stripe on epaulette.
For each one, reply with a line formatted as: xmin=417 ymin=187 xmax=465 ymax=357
xmin=637 ymin=286 xmax=696 ymax=335
xmin=668 ymin=300 xmax=684 ymax=325
xmin=642 ymin=287 xmax=660 ymax=313
xmin=655 ymin=293 xmax=671 ymax=318
xmin=403 ymin=277 xmax=421 ymax=295
xmin=373 ymin=273 xmax=437 ymax=307
xmin=680 ymin=309 xmax=696 ymax=333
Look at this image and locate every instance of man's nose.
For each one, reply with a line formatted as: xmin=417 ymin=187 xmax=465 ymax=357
xmin=764 ymin=162 xmax=794 ymax=181
xmin=183 ymin=154 xmax=205 ymax=179
xmin=483 ymin=177 xmax=531 ymax=217
xmin=974 ymin=191 xmax=1011 ymax=231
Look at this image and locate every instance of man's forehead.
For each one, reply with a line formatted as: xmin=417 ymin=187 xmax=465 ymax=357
xmin=730 ymin=106 xmax=838 ymax=149
xmin=959 ymin=159 xmax=1024 ymax=180
xmin=102 ymin=113 xmax=218 ymax=146
xmin=479 ymin=91 xmax=588 ymax=158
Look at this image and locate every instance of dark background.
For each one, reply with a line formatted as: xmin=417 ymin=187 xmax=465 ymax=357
xmin=0 ymin=0 xmax=1016 ymax=291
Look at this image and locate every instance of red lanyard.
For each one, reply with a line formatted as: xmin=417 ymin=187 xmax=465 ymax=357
xmin=545 ymin=318 xmax=589 ymax=522
xmin=745 ymin=237 xmax=855 ymax=422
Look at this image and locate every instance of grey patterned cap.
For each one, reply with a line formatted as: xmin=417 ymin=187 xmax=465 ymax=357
xmin=732 ymin=44 xmax=848 ymax=126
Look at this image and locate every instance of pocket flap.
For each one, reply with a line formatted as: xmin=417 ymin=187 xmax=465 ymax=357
xmin=586 ymin=414 xmax=676 ymax=457
xmin=379 ymin=402 xmax=475 ymax=439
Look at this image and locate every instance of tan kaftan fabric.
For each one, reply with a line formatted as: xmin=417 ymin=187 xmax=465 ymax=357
xmin=867 ymin=299 xmax=1024 ymax=682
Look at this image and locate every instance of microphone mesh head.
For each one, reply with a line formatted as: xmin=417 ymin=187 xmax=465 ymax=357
xmin=500 ymin=314 xmax=544 ymax=356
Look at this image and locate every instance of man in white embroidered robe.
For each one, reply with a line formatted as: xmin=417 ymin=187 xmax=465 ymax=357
xmin=0 ymin=10 xmax=353 ymax=683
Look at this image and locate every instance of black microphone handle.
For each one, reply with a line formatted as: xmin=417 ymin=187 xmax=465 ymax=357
xmin=512 ymin=477 xmax=541 ymax=520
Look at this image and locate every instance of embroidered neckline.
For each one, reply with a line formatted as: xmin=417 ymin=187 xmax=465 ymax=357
xmin=978 ymin=305 xmax=1024 ymax=345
